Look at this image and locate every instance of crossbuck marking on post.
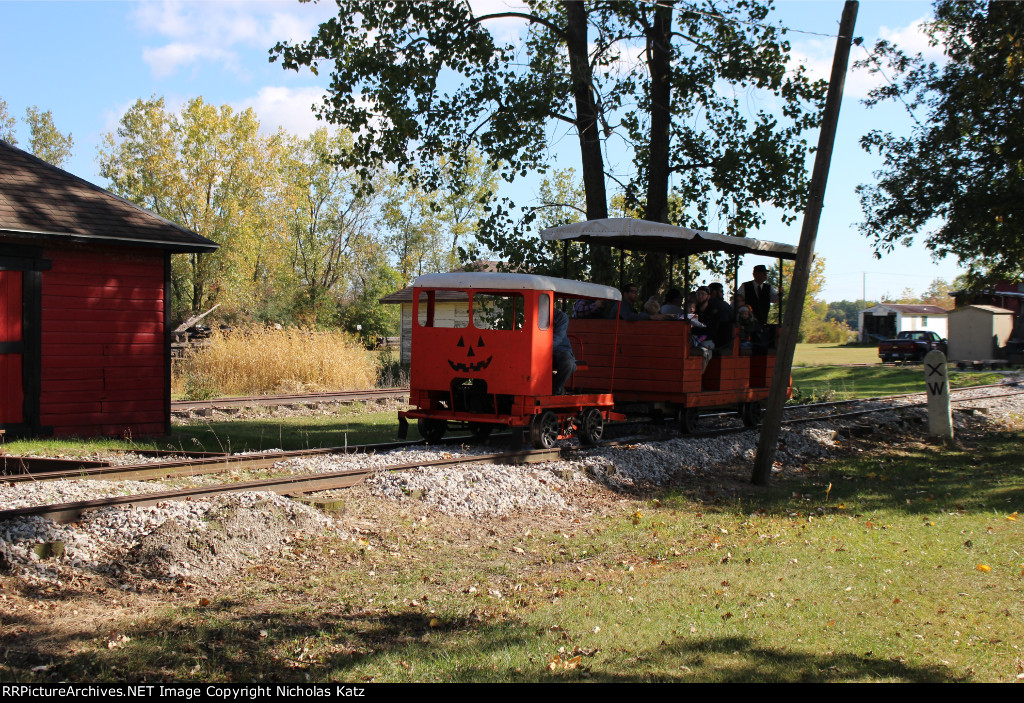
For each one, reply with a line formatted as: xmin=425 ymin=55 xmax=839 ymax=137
xmin=923 ymin=350 xmax=952 ymax=440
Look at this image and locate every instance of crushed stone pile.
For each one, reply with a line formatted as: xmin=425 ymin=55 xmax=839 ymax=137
xmin=0 ymin=491 xmax=340 ymax=588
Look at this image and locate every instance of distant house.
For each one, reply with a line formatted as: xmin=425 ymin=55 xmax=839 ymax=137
xmin=858 ymin=303 xmax=949 ymax=343
xmin=0 ymin=140 xmax=217 ymax=439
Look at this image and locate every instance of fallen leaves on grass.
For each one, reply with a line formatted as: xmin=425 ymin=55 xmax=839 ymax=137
xmin=976 ymin=564 xmax=992 ymax=573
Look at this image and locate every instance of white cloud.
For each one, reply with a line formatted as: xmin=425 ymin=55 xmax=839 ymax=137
xmin=787 ymin=17 xmax=940 ymax=100
xmin=787 ymin=40 xmax=879 ymax=100
xmin=142 ymin=43 xmax=236 ymax=78
xmin=468 ymin=0 xmax=531 ymax=45
xmin=879 ymin=17 xmax=945 ymax=60
xmin=132 ymin=0 xmax=336 ymax=78
xmin=235 ymin=86 xmax=328 ymax=137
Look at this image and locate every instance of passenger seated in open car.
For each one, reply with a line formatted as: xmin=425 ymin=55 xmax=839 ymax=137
xmin=572 ymin=297 xmax=607 ymax=319
xmin=684 ymin=299 xmax=714 ymax=371
xmin=606 ymin=284 xmax=673 ymax=320
xmin=737 ymin=305 xmax=760 ymax=350
xmin=660 ymin=289 xmax=684 ymax=316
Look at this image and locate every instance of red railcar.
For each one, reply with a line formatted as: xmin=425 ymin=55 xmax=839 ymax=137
xmin=397 ymin=273 xmax=623 ymax=448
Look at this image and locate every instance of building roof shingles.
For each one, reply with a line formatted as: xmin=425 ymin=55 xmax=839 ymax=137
xmin=0 ymin=140 xmax=217 ymax=253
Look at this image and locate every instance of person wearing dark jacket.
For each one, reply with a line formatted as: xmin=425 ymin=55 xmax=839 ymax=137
xmin=705 ymin=282 xmax=734 ymax=350
xmin=551 ymin=308 xmax=576 ymax=394
xmin=740 ymin=264 xmax=778 ymax=325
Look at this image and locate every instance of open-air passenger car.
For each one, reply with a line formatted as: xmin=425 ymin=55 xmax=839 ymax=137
xmin=540 ymin=219 xmax=799 ymax=433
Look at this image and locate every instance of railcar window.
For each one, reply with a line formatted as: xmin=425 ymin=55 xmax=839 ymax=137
xmin=538 ymin=294 xmax=551 ymax=330
xmin=416 ymin=291 xmax=469 ymax=328
xmin=472 ymin=293 xmax=525 ymax=331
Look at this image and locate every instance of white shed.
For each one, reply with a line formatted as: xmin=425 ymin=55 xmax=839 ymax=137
xmin=947 ymin=305 xmax=1015 ymax=361
xmin=858 ymin=304 xmax=949 ymax=343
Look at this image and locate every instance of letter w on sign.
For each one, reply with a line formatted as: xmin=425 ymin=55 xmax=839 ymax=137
xmin=923 ymin=350 xmax=952 ymax=441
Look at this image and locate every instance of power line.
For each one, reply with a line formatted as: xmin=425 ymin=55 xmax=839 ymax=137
xmin=671 ymin=2 xmax=857 ymax=41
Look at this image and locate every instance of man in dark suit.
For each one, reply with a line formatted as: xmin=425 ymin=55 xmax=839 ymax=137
xmin=740 ymin=264 xmax=778 ymax=324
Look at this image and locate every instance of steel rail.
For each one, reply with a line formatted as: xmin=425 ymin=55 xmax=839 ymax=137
xmin=784 ymin=381 xmax=1018 ymax=412
xmin=0 ymin=446 xmax=566 ymax=524
xmin=0 ymin=438 xmax=437 ymax=483
xmin=6 ymin=384 xmax=1020 ymax=483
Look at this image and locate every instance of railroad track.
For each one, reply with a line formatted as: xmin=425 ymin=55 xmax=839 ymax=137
xmin=4 ymin=383 xmax=1021 ymax=525
xmin=171 ymin=388 xmax=408 ymax=411
xmin=0 ymin=446 xmax=568 ymax=524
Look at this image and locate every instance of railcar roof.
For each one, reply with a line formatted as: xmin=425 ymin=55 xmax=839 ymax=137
xmin=412 ymin=272 xmax=621 ymax=300
xmin=541 ymin=217 xmax=798 ymax=260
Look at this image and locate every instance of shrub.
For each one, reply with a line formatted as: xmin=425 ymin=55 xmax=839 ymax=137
xmin=173 ymin=326 xmax=376 ymax=397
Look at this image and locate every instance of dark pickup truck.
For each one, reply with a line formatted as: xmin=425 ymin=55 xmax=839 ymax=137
xmin=878 ymin=331 xmax=948 ymax=363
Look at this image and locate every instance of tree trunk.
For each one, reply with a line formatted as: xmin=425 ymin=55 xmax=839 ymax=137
xmin=563 ymin=1 xmax=614 ymax=284
xmin=645 ymin=1 xmax=673 ymax=225
xmin=640 ymin=1 xmax=674 ymax=298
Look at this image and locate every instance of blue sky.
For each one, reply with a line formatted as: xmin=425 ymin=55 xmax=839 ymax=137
xmin=0 ymin=0 xmax=960 ymax=302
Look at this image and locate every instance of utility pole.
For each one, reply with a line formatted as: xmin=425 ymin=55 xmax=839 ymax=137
xmin=752 ymin=1 xmax=859 ymax=486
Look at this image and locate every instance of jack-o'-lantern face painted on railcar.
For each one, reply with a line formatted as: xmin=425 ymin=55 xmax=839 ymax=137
xmin=448 ymin=335 xmax=493 ymax=373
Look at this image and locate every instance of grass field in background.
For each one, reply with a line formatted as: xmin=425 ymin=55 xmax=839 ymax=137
xmin=172 ymin=327 xmax=378 ymax=400
xmin=793 ymin=343 xmax=880 ymax=366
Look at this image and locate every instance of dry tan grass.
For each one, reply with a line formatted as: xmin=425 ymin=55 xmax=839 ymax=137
xmin=172 ymin=326 xmax=377 ymax=398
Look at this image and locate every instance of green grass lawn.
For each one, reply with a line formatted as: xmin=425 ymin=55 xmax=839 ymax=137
xmin=793 ymin=343 xmax=880 ymax=366
xmin=790 ymin=366 xmax=1005 ymax=402
xmin=0 ymin=406 xmax=436 ymax=456
xmin=14 ymin=428 xmax=1022 ymax=682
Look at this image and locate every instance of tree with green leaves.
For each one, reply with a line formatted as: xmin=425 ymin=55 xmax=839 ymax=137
xmin=857 ymin=0 xmax=1024 ymax=284
xmin=0 ymin=98 xmax=16 ymax=144
xmin=380 ymin=149 xmax=498 ymax=278
xmin=920 ymin=277 xmax=955 ymax=308
xmin=283 ymin=127 xmax=380 ymax=324
xmin=825 ymin=300 xmax=863 ymax=331
xmin=99 ymin=96 xmax=288 ymax=320
xmin=271 ymin=1 xmax=826 ymax=290
xmin=24 ymin=106 xmax=74 ymax=167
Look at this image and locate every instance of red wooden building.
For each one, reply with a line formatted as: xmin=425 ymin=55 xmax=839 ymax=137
xmin=0 ymin=140 xmax=216 ymax=438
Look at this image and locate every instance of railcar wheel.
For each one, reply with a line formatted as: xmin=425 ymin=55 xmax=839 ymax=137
xmin=529 ymin=411 xmax=560 ymax=449
xmin=468 ymin=422 xmax=493 ymax=439
xmin=741 ymin=401 xmax=763 ymax=428
xmin=417 ymin=418 xmax=447 ymax=443
xmin=577 ymin=408 xmax=604 ymax=447
xmin=679 ymin=407 xmax=700 ymax=434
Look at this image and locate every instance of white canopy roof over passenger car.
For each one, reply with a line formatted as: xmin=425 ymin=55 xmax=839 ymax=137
xmin=412 ymin=272 xmax=621 ymax=300
xmin=541 ymin=217 xmax=799 ymax=260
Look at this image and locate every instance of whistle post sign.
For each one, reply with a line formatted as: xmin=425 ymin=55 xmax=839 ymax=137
xmin=924 ymin=350 xmax=953 ymax=441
